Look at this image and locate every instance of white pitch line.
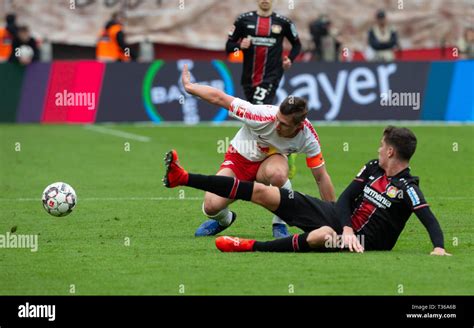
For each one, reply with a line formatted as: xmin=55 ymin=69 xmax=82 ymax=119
xmin=0 ymin=196 xmax=472 ymax=202
xmin=83 ymin=125 xmax=151 ymax=142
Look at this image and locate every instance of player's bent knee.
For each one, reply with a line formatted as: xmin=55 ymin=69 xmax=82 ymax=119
xmin=203 ymin=196 xmax=226 ymax=216
xmin=307 ymin=226 xmax=336 ymax=248
xmin=267 ymin=170 xmax=288 ymax=187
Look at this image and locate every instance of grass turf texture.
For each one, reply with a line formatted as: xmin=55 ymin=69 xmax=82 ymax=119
xmin=0 ymin=124 xmax=473 ymax=295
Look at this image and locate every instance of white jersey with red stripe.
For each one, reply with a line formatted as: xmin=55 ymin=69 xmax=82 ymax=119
xmin=228 ymin=97 xmax=324 ymax=168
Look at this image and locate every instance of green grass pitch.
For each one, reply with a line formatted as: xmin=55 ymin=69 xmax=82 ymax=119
xmin=0 ymin=123 xmax=473 ymax=295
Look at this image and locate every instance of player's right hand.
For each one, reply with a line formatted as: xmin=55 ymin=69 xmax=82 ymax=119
xmin=181 ymin=64 xmax=192 ymax=91
xmin=341 ymin=226 xmax=364 ymax=253
xmin=240 ymin=37 xmax=252 ymax=49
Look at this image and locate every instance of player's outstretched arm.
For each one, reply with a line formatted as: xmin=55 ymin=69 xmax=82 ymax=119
xmin=181 ymin=64 xmax=234 ymax=109
xmin=414 ymin=206 xmax=452 ymax=256
xmin=311 ymin=165 xmax=336 ymax=202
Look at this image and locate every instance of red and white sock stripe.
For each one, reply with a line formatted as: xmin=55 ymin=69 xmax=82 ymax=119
xmin=292 ymin=234 xmax=300 ymax=252
xmin=229 ymin=178 xmax=240 ymax=199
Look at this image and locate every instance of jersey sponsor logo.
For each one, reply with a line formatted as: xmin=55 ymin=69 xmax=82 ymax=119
xmin=251 ymin=36 xmax=277 ymax=47
xmin=247 ymin=24 xmax=255 ymax=29
xmin=271 ymin=24 xmax=282 ymax=34
xmin=222 ymin=160 xmax=234 ymax=166
xmin=386 ymin=186 xmax=404 ymax=199
xmin=407 ymin=187 xmax=420 ymax=206
xmin=386 ymin=186 xmax=398 ymax=198
xmin=363 ymin=185 xmax=392 ymax=209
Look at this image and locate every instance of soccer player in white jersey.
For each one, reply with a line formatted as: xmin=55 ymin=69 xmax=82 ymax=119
xmin=181 ymin=64 xmax=336 ymax=238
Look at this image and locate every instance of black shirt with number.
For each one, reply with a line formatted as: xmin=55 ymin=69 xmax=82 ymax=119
xmin=226 ymin=11 xmax=301 ymax=88
xmin=336 ymin=160 xmax=444 ymax=250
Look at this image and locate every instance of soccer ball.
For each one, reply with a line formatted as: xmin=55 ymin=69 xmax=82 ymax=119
xmin=19 ymin=45 xmax=34 ymax=59
xmin=18 ymin=45 xmax=34 ymax=64
xmin=42 ymin=182 xmax=77 ymax=217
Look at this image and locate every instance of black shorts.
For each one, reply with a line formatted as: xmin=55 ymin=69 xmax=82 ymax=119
xmin=243 ymin=82 xmax=278 ymax=105
xmin=273 ymin=189 xmax=343 ymax=234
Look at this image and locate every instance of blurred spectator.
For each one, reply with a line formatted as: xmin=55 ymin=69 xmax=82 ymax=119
xmin=225 ymin=0 xmax=302 ymax=105
xmin=96 ymin=11 xmax=136 ymax=62
xmin=368 ymin=9 xmax=399 ymax=61
xmin=138 ymin=36 xmax=155 ymax=62
xmin=457 ymin=27 xmax=474 ymax=59
xmin=39 ymin=37 xmax=53 ymax=62
xmin=0 ymin=13 xmax=18 ymax=62
xmin=9 ymin=25 xmax=39 ymax=65
xmin=309 ymin=14 xmax=341 ymax=61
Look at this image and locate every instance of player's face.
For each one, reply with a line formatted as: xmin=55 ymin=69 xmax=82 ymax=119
xmin=257 ymin=0 xmax=273 ymax=11
xmin=275 ymin=112 xmax=301 ymax=138
xmin=378 ymin=137 xmax=392 ymax=168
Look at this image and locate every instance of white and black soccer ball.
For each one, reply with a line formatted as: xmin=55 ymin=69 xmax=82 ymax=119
xmin=18 ymin=45 xmax=34 ymax=60
xmin=42 ymin=182 xmax=77 ymax=217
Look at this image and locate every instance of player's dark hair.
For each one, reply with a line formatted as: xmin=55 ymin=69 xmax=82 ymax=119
xmin=383 ymin=126 xmax=417 ymax=161
xmin=279 ymin=96 xmax=308 ymax=125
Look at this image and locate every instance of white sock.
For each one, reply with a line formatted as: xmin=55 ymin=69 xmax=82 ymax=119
xmin=272 ymin=179 xmax=292 ymax=225
xmin=202 ymin=204 xmax=232 ymax=227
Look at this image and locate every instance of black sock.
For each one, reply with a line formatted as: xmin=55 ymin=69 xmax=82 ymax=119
xmin=186 ymin=173 xmax=254 ymax=201
xmin=253 ymin=233 xmax=312 ymax=252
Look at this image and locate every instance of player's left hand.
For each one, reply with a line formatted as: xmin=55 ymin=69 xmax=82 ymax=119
xmin=430 ymin=247 xmax=452 ymax=256
xmin=282 ymin=56 xmax=292 ymax=70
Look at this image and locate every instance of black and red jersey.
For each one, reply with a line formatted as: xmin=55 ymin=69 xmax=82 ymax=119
xmin=226 ymin=11 xmax=301 ymax=88
xmin=337 ymin=159 xmax=443 ymax=250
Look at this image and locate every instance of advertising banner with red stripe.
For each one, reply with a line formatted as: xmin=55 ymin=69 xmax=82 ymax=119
xmin=41 ymin=61 xmax=105 ymax=124
xmin=2 ymin=60 xmax=473 ymax=123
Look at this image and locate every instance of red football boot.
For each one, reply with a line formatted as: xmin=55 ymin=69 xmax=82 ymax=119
xmin=163 ymin=149 xmax=189 ymax=188
xmin=215 ymin=236 xmax=256 ymax=252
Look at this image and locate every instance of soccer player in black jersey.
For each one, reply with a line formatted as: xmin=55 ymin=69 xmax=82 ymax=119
xmin=226 ymin=0 xmax=301 ymax=105
xmin=163 ymin=126 xmax=451 ymax=256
